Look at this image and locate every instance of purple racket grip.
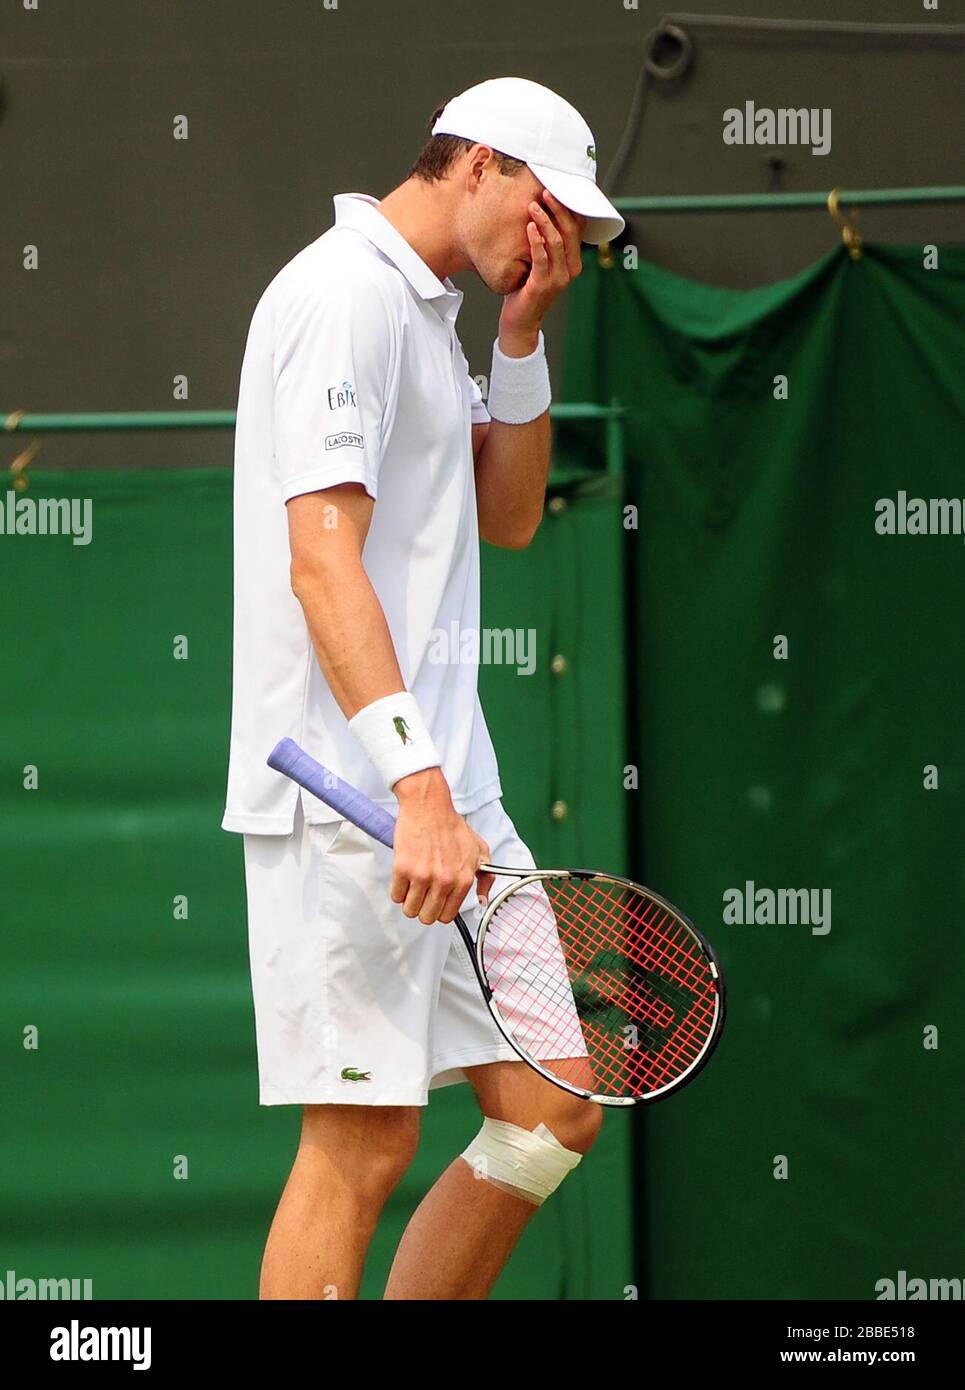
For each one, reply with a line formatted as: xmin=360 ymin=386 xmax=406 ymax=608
xmin=267 ymin=738 xmax=397 ymax=849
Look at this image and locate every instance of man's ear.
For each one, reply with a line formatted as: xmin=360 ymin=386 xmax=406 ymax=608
xmin=466 ymin=145 xmax=494 ymax=190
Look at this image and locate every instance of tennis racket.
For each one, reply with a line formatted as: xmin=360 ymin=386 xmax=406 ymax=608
xmin=267 ymin=738 xmax=726 ymax=1107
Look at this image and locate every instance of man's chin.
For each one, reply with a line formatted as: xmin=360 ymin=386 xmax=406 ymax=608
xmin=502 ymin=265 xmax=530 ymax=294
xmin=475 ymin=262 xmax=527 ymax=295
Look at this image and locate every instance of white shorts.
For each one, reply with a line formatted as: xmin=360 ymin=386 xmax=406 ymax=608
xmin=242 ymin=797 xmax=536 ymax=1106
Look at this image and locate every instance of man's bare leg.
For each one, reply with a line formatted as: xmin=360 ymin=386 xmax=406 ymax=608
xmin=383 ymin=1062 xmax=602 ymax=1299
xmin=260 ymin=1102 xmax=419 ymax=1300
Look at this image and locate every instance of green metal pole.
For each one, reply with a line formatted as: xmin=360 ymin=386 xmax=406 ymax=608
xmin=548 ymin=403 xmax=626 ymax=422
xmin=613 ymin=186 xmax=965 ymax=214
xmin=4 ymin=411 xmax=238 ymax=433
xmin=606 ymin=397 xmax=624 ymax=483
xmin=5 ymin=405 xmax=625 ymax=433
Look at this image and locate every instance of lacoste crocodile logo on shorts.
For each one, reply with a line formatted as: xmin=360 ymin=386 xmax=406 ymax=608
xmin=392 ymin=716 xmax=412 ymax=745
xmin=340 ymin=1066 xmax=372 ymax=1083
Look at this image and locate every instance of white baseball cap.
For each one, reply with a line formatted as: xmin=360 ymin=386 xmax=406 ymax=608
xmin=431 ymin=77 xmax=626 ymax=246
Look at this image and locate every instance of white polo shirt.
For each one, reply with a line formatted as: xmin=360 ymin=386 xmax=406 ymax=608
xmin=221 ymin=192 xmax=502 ymax=832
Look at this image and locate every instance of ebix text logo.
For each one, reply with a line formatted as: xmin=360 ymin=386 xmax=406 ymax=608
xmin=327 ymin=381 xmax=357 ymax=410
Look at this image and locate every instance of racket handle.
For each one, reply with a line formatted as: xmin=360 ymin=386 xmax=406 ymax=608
xmin=267 ymin=738 xmax=397 ymax=849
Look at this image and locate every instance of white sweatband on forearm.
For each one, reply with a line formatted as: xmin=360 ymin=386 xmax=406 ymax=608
xmin=347 ymin=691 xmax=441 ymax=791
xmin=486 ymin=330 xmax=551 ymax=425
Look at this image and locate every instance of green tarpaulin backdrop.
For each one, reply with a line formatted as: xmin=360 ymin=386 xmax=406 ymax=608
xmin=0 ymin=463 xmax=631 ymax=1300
xmin=562 ymin=243 xmax=965 ymax=1299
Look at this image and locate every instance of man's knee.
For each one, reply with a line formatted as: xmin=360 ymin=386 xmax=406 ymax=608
xmin=358 ymin=1125 xmax=421 ymax=1201
xmin=460 ymin=1098 xmax=603 ymax=1207
xmin=466 ymin=1060 xmax=605 ymax=1155
xmin=298 ymin=1104 xmax=420 ymax=1204
xmin=551 ymin=1096 xmax=604 ymax=1155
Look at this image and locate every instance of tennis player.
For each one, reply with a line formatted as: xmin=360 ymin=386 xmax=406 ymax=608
xmin=222 ymin=77 xmax=625 ymax=1300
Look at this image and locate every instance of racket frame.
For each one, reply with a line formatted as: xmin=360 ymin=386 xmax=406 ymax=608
xmin=468 ymin=866 xmax=726 ymax=1108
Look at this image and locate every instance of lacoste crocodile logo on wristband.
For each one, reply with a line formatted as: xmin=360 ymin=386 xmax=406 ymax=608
xmin=340 ymin=1067 xmax=372 ymax=1083
xmin=393 ymin=716 xmax=412 ymax=745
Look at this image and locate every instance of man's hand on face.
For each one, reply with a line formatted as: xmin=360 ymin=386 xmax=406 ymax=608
xmin=498 ymin=190 xmax=588 ymax=350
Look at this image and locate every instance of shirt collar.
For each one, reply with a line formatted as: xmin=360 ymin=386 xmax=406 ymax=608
xmin=332 ymin=193 xmax=463 ymax=323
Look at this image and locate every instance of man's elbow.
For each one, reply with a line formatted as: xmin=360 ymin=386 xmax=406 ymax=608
xmin=290 ymin=560 xmax=316 ymax=600
xmin=290 ymin=552 xmax=346 ymax=601
xmin=503 ymin=522 xmax=540 ymax=550
xmin=290 ymin=565 xmax=308 ymax=601
xmin=480 ymin=516 xmax=541 ymax=550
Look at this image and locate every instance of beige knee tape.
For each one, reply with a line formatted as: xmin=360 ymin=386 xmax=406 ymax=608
xmin=460 ymin=1117 xmax=583 ymax=1206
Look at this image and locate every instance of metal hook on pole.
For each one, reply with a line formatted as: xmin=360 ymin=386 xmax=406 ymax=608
xmin=827 ymin=188 xmax=863 ymax=260
xmin=4 ymin=410 xmax=41 ymax=491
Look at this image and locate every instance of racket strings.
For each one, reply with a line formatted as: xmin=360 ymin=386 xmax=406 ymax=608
xmin=576 ymin=887 xmax=719 ymax=1073
xmin=487 ymin=889 xmax=712 ymax=1094
xmin=481 ymin=875 xmax=719 ymax=1099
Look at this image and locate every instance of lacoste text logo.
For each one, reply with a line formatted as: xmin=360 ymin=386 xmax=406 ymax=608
xmin=324 ymin=432 xmax=363 ymax=451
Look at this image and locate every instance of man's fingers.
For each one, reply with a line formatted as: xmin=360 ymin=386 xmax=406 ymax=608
xmin=474 ymin=835 xmax=493 ymax=907
xmin=401 ymin=877 xmax=429 ymax=921
xmin=439 ymin=883 xmax=470 ymax=924
xmin=530 ymin=201 xmax=565 ymax=264
xmin=526 ymin=219 xmax=549 ymax=267
xmin=417 ymin=882 xmax=449 ymax=925
xmin=540 ymin=191 xmax=585 ymax=278
xmin=391 ymin=815 xmax=489 ymax=926
xmin=476 ymin=867 xmax=496 ymax=905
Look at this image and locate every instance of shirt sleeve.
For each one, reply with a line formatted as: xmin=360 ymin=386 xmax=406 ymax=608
xmin=273 ymin=275 xmax=400 ymax=503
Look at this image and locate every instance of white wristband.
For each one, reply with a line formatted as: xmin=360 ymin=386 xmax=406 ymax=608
xmin=348 ymin=691 xmax=441 ymax=791
xmin=487 ymin=330 xmax=551 ymax=425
